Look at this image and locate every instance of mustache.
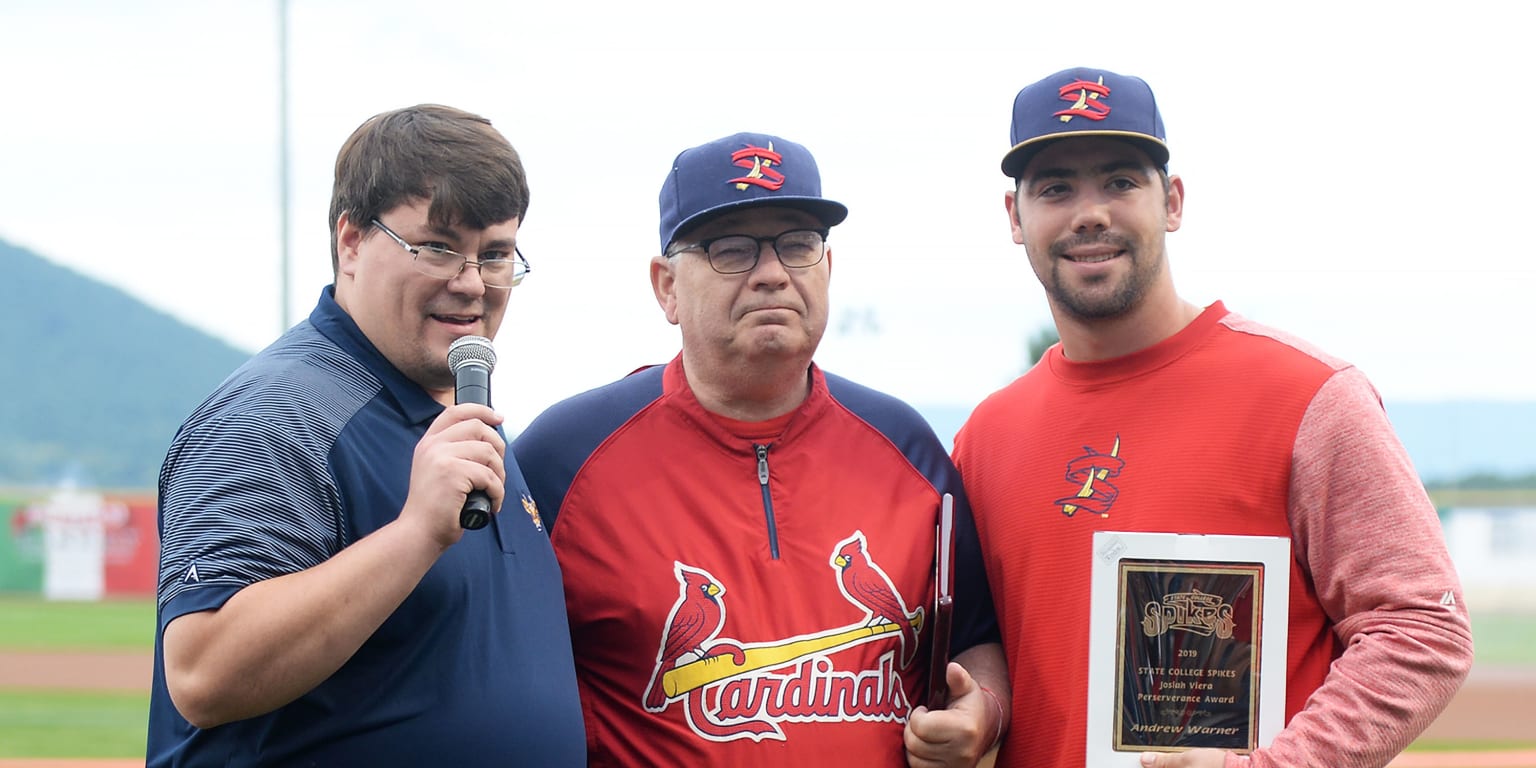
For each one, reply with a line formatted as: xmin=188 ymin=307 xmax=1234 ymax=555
xmin=1049 ymin=232 xmax=1133 ymax=258
xmin=428 ymin=305 xmax=483 ymax=316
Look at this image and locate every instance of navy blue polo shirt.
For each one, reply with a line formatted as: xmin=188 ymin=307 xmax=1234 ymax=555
xmin=147 ymin=287 xmax=584 ymax=767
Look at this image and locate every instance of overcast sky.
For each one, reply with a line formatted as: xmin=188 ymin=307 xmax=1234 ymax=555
xmin=3 ymin=0 xmax=1532 ymax=433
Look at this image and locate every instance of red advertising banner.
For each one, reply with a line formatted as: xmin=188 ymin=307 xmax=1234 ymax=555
xmin=103 ymin=495 xmax=158 ymax=597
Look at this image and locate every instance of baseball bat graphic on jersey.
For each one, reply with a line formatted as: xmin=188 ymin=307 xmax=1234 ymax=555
xmin=661 ymin=613 xmax=924 ymax=697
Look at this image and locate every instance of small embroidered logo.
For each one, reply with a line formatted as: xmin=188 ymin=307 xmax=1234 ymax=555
xmin=1055 ymin=75 xmax=1112 ymax=123
xmin=1057 ymin=435 xmax=1124 ymax=518
xmin=728 ymin=143 xmax=787 ymax=192
xmin=522 ymin=493 xmax=543 ymax=532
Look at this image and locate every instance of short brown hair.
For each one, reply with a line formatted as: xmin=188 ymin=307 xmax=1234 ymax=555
xmin=328 ymin=104 xmax=529 ymax=272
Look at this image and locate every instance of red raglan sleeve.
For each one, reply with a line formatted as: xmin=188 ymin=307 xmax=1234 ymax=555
xmin=1229 ymin=366 xmax=1474 ymax=768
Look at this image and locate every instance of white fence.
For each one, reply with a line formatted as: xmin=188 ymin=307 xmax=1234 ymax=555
xmin=1442 ymin=507 xmax=1536 ymax=612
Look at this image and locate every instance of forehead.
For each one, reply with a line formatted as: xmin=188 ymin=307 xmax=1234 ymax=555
xmin=1021 ymin=136 xmax=1160 ymax=181
xmin=685 ymin=206 xmax=824 ymax=239
xmin=382 ymin=199 xmax=521 ymax=239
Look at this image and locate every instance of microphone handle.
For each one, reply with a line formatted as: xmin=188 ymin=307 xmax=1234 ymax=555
xmin=455 ymin=361 xmax=494 ymax=530
xmin=461 ymin=491 xmax=491 ymax=530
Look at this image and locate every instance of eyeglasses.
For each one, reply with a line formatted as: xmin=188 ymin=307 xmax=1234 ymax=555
xmin=666 ymin=228 xmax=828 ymax=275
xmin=371 ymin=219 xmax=530 ymax=288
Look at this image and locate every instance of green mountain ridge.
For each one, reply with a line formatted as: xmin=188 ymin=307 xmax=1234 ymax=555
xmin=1 ymin=237 xmax=252 ymax=489
xmin=3 ymin=237 xmax=1531 ymax=492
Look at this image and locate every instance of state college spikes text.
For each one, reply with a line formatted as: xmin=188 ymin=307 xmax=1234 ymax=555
xmin=643 ymin=531 xmax=923 ymax=743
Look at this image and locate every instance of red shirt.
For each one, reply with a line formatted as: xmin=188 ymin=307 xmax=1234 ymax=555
xmin=955 ymin=303 xmax=1471 ymax=768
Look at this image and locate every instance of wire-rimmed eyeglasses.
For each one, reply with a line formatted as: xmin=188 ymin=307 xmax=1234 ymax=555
xmin=372 ymin=219 xmax=530 ymax=288
xmin=665 ymin=229 xmax=828 ymax=275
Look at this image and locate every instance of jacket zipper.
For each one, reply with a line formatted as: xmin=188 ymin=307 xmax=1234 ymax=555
xmin=755 ymin=444 xmax=781 ymax=559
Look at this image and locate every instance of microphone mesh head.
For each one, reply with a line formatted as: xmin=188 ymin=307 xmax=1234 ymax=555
xmin=447 ymin=335 xmax=497 ymax=373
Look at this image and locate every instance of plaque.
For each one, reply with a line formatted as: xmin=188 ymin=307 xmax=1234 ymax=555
xmin=1085 ymin=532 xmax=1289 ymax=767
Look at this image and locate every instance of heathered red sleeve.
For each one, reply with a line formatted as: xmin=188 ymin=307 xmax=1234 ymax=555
xmin=1229 ymin=366 xmax=1474 ymax=768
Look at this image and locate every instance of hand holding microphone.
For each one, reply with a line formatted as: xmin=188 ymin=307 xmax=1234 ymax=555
xmin=448 ymin=335 xmax=497 ymax=530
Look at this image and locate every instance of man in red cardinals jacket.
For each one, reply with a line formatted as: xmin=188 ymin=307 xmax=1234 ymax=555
xmin=514 ymin=132 xmax=1009 ymax=767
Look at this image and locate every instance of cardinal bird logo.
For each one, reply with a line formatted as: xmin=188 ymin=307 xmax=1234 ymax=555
xmin=644 ymin=563 xmax=735 ymax=711
xmin=640 ymin=550 xmax=920 ymax=741
xmin=831 ymin=531 xmax=920 ymax=667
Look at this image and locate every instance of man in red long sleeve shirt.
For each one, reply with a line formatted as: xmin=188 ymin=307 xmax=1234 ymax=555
xmin=955 ymin=66 xmax=1474 ymax=768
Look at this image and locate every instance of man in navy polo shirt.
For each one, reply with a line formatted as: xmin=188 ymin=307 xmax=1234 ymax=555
xmin=147 ymin=104 xmax=584 ymax=766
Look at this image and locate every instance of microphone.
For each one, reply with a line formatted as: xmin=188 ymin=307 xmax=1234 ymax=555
xmin=447 ymin=335 xmax=497 ymax=530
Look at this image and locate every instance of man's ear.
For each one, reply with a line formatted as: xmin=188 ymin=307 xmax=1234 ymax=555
xmin=650 ymin=254 xmax=680 ymax=325
xmin=336 ymin=212 xmax=366 ymax=277
xmin=1164 ymin=174 xmax=1185 ymax=233
xmin=1004 ymin=189 xmax=1026 ymax=245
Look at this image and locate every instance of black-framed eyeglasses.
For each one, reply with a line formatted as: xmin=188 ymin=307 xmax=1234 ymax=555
xmin=666 ymin=228 xmax=828 ymax=275
xmin=371 ymin=219 xmax=530 ymax=288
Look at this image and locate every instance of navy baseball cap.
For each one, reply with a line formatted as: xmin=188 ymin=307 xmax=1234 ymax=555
xmin=658 ymin=132 xmax=848 ymax=252
xmin=1001 ymin=67 xmax=1169 ymax=178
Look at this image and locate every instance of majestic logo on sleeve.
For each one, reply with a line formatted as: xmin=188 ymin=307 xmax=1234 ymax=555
xmin=1055 ymin=75 xmax=1112 ymax=123
xmin=1057 ymin=435 xmax=1124 ymax=518
xmin=643 ymin=532 xmax=922 ymax=743
xmin=728 ymin=143 xmax=787 ymax=191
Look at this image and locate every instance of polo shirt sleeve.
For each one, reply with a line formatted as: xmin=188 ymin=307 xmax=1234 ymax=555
xmin=156 ymin=410 xmax=342 ymax=629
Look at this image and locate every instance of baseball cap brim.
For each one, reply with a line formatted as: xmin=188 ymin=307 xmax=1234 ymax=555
xmin=1001 ymin=131 xmax=1170 ymax=178
xmin=666 ymin=197 xmax=848 ymax=250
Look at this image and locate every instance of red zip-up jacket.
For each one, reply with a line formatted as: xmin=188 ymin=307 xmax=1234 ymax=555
xmin=514 ymin=356 xmax=998 ymax=767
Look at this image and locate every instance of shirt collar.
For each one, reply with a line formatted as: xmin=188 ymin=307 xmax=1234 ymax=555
xmin=308 ymin=285 xmax=445 ymax=426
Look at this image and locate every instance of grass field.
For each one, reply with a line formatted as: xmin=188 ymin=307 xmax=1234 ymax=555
xmin=0 ymin=690 xmax=148 ymax=758
xmin=3 ymin=595 xmax=1529 ymax=661
xmin=1 ymin=596 xmax=1532 ymax=759
xmin=1471 ymin=612 xmax=1536 ymax=665
xmin=0 ymin=598 xmax=156 ymax=757
xmin=0 ymin=597 xmax=154 ymax=651
xmin=1427 ymin=488 xmax=1536 ymax=508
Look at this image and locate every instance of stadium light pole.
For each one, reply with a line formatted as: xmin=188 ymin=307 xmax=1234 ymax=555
xmin=278 ymin=0 xmax=292 ymax=333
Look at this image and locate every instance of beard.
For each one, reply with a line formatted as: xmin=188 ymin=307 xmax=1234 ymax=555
xmin=1038 ymin=232 xmax=1160 ymax=321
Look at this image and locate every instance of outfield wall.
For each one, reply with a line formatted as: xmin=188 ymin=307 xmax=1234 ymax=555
xmin=2 ymin=488 xmax=1533 ymax=609
xmin=1442 ymin=506 xmax=1536 ymax=611
xmin=0 ymin=489 xmax=157 ymax=598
